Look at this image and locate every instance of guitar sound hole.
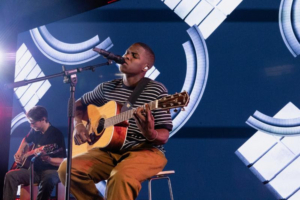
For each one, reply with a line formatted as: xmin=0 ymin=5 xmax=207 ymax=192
xmin=97 ymin=118 xmax=105 ymax=134
xmin=88 ymin=118 xmax=105 ymax=145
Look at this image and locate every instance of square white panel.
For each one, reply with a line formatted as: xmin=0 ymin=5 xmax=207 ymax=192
xmin=206 ymin=0 xmax=221 ymax=6
xmin=281 ymin=136 xmax=300 ymax=155
xmin=237 ymin=131 xmax=277 ymax=166
xmin=199 ymin=8 xmax=226 ymax=39
xmin=251 ymin=142 xmax=296 ymax=181
xmin=145 ymin=65 xmax=156 ymax=77
xmin=267 ymin=156 xmax=300 ymax=199
xmin=19 ymin=66 xmax=42 ymax=106
xmin=236 ymin=102 xmax=300 ymax=199
xmin=174 ymin=0 xmax=201 ymax=19
xmin=16 ymin=44 xmax=27 ymax=63
xmin=217 ymin=0 xmax=242 ymax=15
xmin=164 ymin=0 xmax=181 ymax=10
xmin=147 ymin=68 xmax=160 ymax=80
xmin=15 ymin=50 xmax=31 ymax=77
xmin=36 ymin=80 xmax=51 ymax=99
xmin=15 ymin=57 xmax=37 ymax=82
xmin=185 ymin=0 xmax=213 ymax=26
xmin=289 ymin=189 xmax=300 ymax=200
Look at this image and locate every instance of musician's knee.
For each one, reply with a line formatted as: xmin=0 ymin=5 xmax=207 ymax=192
xmin=5 ymin=170 xmax=18 ymax=180
xmin=57 ymin=158 xmax=67 ymax=185
xmin=4 ymin=171 xmax=13 ymax=182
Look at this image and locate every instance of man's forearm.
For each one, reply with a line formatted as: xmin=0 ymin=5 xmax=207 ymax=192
xmin=47 ymin=157 xmax=64 ymax=167
xmin=145 ymin=129 xmax=169 ymax=145
xmin=17 ymin=138 xmax=29 ymax=153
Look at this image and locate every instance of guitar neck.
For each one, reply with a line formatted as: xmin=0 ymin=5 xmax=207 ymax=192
xmin=104 ymin=100 xmax=158 ymax=128
xmin=24 ymin=146 xmax=42 ymax=157
xmin=24 ymin=150 xmax=35 ymax=157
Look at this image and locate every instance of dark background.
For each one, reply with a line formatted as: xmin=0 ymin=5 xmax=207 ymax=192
xmin=1 ymin=0 xmax=299 ymax=199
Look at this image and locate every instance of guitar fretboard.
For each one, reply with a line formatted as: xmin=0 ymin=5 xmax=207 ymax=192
xmin=104 ymin=100 xmax=157 ymax=128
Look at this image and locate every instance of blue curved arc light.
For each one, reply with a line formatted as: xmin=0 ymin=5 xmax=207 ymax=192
xmin=38 ymin=26 xmax=100 ymax=53
xmin=253 ymin=111 xmax=300 ymax=127
xmin=11 ymin=112 xmax=28 ymax=134
xmin=30 ymin=26 xmax=113 ymax=65
xmin=170 ymin=25 xmax=209 ymax=137
xmin=180 ymin=41 xmax=196 ymax=94
xmin=291 ymin=0 xmax=300 ymax=43
xmin=279 ymin=0 xmax=300 ymax=57
xmin=246 ymin=116 xmax=300 ymax=136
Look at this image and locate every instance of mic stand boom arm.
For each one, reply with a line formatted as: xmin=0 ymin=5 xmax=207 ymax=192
xmin=5 ymin=61 xmax=112 ymax=89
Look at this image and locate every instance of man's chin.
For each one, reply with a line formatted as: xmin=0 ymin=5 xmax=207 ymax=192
xmin=119 ymin=66 xmax=126 ymax=73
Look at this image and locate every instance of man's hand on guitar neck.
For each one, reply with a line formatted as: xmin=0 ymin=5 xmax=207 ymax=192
xmin=133 ymin=104 xmax=156 ymax=141
xmin=134 ymin=103 xmax=170 ymax=145
xmin=34 ymin=148 xmax=46 ymax=156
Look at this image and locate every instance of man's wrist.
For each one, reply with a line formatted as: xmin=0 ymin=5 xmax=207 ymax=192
xmin=75 ymin=122 xmax=84 ymax=128
xmin=145 ymin=130 xmax=158 ymax=142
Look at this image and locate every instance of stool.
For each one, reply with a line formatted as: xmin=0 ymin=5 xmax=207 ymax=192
xmin=148 ymin=170 xmax=175 ymax=200
xmin=20 ymin=182 xmax=64 ymax=200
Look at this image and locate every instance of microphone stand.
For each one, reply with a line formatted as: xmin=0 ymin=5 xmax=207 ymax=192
xmin=30 ymin=156 xmax=37 ymax=200
xmin=5 ymin=60 xmax=112 ymax=200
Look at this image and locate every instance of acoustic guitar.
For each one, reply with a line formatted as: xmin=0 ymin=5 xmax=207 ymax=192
xmin=72 ymin=91 xmax=189 ymax=156
xmin=11 ymin=143 xmax=58 ymax=170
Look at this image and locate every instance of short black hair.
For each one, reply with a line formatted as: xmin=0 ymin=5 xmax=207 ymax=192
xmin=26 ymin=106 xmax=48 ymax=122
xmin=134 ymin=42 xmax=155 ymax=67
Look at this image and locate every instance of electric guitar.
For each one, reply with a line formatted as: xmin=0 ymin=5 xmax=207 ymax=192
xmin=11 ymin=143 xmax=58 ymax=170
xmin=72 ymin=91 xmax=190 ymax=156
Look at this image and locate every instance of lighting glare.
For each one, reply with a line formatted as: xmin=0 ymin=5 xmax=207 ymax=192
xmin=0 ymin=50 xmax=3 ymax=64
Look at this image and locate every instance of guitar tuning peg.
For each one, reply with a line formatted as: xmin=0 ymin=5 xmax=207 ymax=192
xmin=181 ymin=108 xmax=185 ymax=111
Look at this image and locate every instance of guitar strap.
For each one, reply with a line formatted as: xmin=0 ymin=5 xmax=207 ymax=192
xmin=121 ymin=77 xmax=151 ymax=112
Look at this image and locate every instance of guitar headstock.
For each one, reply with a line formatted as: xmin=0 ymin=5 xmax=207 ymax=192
xmin=157 ymin=91 xmax=189 ymax=110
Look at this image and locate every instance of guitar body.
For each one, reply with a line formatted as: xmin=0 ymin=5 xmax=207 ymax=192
xmin=10 ymin=143 xmax=58 ymax=170
xmin=72 ymin=101 xmax=128 ymax=157
xmin=11 ymin=145 xmax=33 ymax=170
xmin=72 ymin=91 xmax=190 ymax=157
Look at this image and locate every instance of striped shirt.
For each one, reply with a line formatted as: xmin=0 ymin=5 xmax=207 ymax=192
xmin=81 ymin=78 xmax=173 ymax=152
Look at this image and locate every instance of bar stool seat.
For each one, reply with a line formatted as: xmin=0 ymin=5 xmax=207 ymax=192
xmin=148 ymin=170 xmax=175 ymax=200
xmin=20 ymin=182 xmax=64 ymax=200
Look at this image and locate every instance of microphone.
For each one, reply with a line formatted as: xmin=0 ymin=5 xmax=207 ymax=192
xmin=93 ymin=48 xmax=125 ymax=64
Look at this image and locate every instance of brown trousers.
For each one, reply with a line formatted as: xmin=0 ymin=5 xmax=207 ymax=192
xmin=58 ymin=143 xmax=167 ymax=200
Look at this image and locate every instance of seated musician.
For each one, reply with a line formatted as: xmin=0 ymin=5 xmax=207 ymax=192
xmin=57 ymin=42 xmax=173 ymax=200
xmin=3 ymin=106 xmax=66 ymax=200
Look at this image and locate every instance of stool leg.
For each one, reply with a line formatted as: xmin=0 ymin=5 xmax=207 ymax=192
xmin=148 ymin=179 xmax=153 ymax=200
xmin=56 ymin=182 xmax=65 ymax=200
xmin=166 ymin=177 xmax=174 ymax=200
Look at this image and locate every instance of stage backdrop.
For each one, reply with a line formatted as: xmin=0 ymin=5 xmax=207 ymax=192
xmin=8 ymin=0 xmax=300 ymax=199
